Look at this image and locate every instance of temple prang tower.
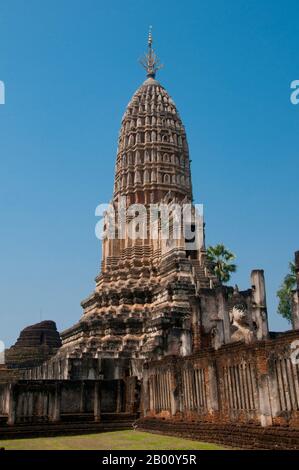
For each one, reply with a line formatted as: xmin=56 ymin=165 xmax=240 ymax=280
xmin=2 ymin=32 xmax=299 ymax=445
xmin=54 ymin=31 xmax=269 ymax=380
xmin=3 ymin=32 xmax=273 ymax=385
xmin=59 ymin=31 xmax=217 ymax=377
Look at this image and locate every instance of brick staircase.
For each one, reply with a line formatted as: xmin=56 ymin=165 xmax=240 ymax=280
xmin=137 ymin=417 xmax=299 ymax=450
xmin=191 ymin=260 xmax=211 ymax=289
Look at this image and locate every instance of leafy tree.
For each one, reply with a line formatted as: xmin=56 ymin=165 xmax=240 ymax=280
xmin=206 ymin=244 xmax=237 ymax=283
xmin=277 ymin=262 xmax=296 ymax=323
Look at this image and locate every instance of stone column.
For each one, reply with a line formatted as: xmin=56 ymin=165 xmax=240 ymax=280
xmin=43 ymin=392 xmax=48 ymax=419
xmin=292 ymin=251 xmax=299 ymax=330
xmin=94 ymin=381 xmax=101 ymax=422
xmin=50 ymin=383 xmax=61 ymax=422
xmin=292 ymin=291 xmax=299 ymax=330
xmin=37 ymin=392 xmax=43 ymax=419
xmin=7 ymin=383 xmax=16 ymax=425
xmin=18 ymin=393 xmax=24 ymax=421
xmin=141 ymin=365 xmax=150 ymax=416
xmin=23 ymin=392 xmax=28 ymax=421
xmin=256 ymin=349 xmax=273 ymax=427
xmin=267 ymin=355 xmax=282 ymax=421
xmin=251 ymin=270 xmax=269 ymax=340
xmin=116 ymin=380 xmax=122 ymax=413
xmin=170 ymin=360 xmax=183 ymax=416
xmin=206 ymin=361 xmax=219 ymax=414
xmin=28 ymin=392 xmax=34 ymax=420
xmin=80 ymin=381 xmax=85 ymax=413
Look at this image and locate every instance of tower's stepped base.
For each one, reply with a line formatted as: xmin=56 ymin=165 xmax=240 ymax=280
xmin=0 ymin=413 xmax=137 ymax=441
xmin=137 ymin=418 xmax=299 ymax=450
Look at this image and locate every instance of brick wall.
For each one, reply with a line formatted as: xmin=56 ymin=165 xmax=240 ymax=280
xmin=142 ymin=330 xmax=299 ymax=428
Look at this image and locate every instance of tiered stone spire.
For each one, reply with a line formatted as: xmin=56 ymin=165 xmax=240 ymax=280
xmin=7 ymin=31 xmax=272 ymax=413
xmin=114 ymin=29 xmax=192 ymax=206
xmin=59 ymin=31 xmax=217 ymax=372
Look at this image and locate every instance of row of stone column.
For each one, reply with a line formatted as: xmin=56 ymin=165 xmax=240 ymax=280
xmin=7 ymin=384 xmax=61 ymax=425
xmin=149 ymin=372 xmax=172 ymax=412
xmin=182 ymin=368 xmax=207 ymax=412
xmin=143 ymin=362 xmax=217 ymax=418
xmin=222 ymin=363 xmax=257 ymax=412
xmin=6 ymin=381 xmax=104 ymax=425
xmin=143 ymin=350 xmax=299 ymax=427
xmin=271 ymin=357 xmax=299 ymax=413
xmin=22 ymin=358 xmax=69 ymax=380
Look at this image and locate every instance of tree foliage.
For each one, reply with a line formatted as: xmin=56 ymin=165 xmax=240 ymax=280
xmin=277 ymin=262 xmax=296 ymax=323
xmin=206 ymin=244 xmax=237 ymax=283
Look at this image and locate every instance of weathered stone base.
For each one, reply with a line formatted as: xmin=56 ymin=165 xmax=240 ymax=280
xmin=0 ymin=378 xmax=140 ymax=427
xmin=0 ymin=413 xmax=137 ymax=440
xmin=137 ymin=417 xmax=299 ymax=450
xmin=142 ymin=331 xmax=299 ymax=428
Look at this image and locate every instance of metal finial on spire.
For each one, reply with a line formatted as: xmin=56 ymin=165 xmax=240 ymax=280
xmin=148 ymin=25 xmax=153 ymax=47
xmin=140 ymin=27 xmax=163 ymax=79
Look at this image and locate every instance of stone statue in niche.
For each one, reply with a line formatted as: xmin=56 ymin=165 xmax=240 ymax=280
xmin=229 ymin=303 xmax=254 ymax=344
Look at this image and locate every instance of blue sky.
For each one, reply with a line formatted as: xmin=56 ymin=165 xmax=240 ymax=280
xmin=0 ymin=0 xmax=298 ymax=346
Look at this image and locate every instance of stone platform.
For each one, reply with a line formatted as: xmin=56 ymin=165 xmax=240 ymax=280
xmin=0 ymin=413 xmax=137 ymax=440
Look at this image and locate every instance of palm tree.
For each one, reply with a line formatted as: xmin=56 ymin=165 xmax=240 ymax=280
xmin=277 ymin=262 xmax=296 ymax=323
xmin=206 ymin=244 xmax=237 ymax=283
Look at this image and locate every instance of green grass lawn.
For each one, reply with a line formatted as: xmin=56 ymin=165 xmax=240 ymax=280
xmin=0 ymin=430 xmax=228 ymax=450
